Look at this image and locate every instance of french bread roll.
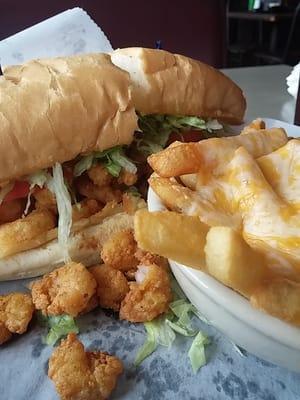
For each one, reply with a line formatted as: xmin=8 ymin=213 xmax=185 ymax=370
xmin=0 ymin=53 xmax=138 ymax=184
xmin=111 ymin=47 xmax=246 ymax=124
xmin=0 ymin=211 xmax=133 ymax=280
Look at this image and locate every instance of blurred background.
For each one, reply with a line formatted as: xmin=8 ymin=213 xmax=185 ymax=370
xmin=0 ymin=0 xmax=299 ymax=69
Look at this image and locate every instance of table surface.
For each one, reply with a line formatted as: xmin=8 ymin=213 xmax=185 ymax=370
xmin=1 ymin=65 xmax=300 ymax=400
xmin=223 ymin=64 xmax=296 ymax=124
xmin=228 ymin=11 xmax=294 ymax=22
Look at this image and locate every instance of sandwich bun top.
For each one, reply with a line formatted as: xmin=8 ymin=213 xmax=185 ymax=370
xmin=0 ymin=53 xmax=138 ymax=184
xmin=111 ymin=47 xmax=246 ymax=125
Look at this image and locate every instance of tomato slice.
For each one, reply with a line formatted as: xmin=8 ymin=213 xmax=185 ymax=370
xmin=167 ymin=130 xmax=204 ymax=145
xmin=4 ymin=181 xmax=30 ymax=202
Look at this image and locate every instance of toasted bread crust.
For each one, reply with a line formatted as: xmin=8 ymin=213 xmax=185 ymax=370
xmin=0 ymin=53 xmax=137 ymax=183
xmin=111 ymin=47 xmax=246 ymax=124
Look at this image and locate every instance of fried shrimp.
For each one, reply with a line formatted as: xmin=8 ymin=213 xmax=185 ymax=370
xmin=90 ymin=265 xmax=129 ymax=311
xmin=0 ymin=292 xmax=34 ymax=344
xmin=101 ymin=229 xmax=138 ymax=272
xmin=120 ymin=263 xmax=172 ymax=322
xmin=0 ymin=321 xmax=11 ymax=345
xmin=135 ymin=249 xmax=169 ymax=270
xmin=118 ymin=170 xmax=137 ymax=186
xmin=31 ymin=262 xmax=97 ymax=317
xmin=48 ymin=333 xmax=123 ymax=400
xmin=33 ymin=187 xmax=57 ymax=214
xmin=88 ymin=164 xmax=113 ymax=188
xmin=72 ymin=199 xmax=100 ymax=222
xmin=77 ymin=176 xmax=122 ymax=204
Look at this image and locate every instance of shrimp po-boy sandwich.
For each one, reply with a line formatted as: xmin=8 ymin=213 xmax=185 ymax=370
xmin=0 ymin=48 xmax=245 ymax=280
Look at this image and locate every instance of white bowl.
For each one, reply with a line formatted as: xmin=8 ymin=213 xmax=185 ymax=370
xmin=148 ymin=118 xmax=300 ymax=373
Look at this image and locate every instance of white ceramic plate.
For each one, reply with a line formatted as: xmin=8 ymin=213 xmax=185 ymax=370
xmin=148 ymin=118 xmax=300 ymax=373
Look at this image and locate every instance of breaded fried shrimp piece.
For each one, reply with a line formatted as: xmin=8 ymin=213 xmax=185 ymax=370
xmin=33 ymin=188 xmax=57 ymax=214
xmin=90 ymin=351 xmax=124 ymax=399
xmin=88 ymin=164 xmax=113 ymax=187
xmin=31 ymin=262 xmax=97 ymax=317
xmin=48 ymin=333 xmax=123 ymax=400
xmin=72 ymin=199 xmax=101 ymax=222
xmin=77 ymin=176 xmax=122 ymax=204
xmin=0 ymin=321 xmax=11 ymax=345
xmin=90 ymin=265 xmax=129 ymax=311
xmin=101 ymin=229 xmax=138 ymax=272
xmin=0 ymin=292 xmax=34 ymax=334
xmin=120 ymin=263 xmax=172 ymax=322
xmin=118 ymin=170 xmax=137 ymax=186
xmin=135 ymin=249 xmax=169 ymax=270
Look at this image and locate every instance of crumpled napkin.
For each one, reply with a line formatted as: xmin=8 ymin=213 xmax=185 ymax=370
xmin=0 ymin=8 xmax=113 ymax=66
xmin=286 ymin=62 xmax=300 ymax=99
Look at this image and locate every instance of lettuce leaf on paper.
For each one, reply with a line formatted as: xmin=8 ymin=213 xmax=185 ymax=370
xmin=74 ymin=146 xmax=137 ymax=178
xmin=136 ymin=113 xmax=223 ymax=156
xmin=37 ymin=313 xmax=79 ymax=346
xmin=135 ymin=282 xmax=210 ymax=372
xmin=188 ymin=331 xmax=210 ymax=373
xmin=134 ymin=315 xmax=176 ymax=366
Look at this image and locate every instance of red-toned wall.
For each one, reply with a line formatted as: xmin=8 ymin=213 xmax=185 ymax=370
xmin=0 ymin=0 xmax=226 ymax=67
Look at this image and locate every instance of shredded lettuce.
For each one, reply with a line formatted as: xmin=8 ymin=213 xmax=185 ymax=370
xmin=134 ymin=314 xmax=176 ymax=366
xmin=125 ymin=186 xmax=142 ymax=198
xmin=206 ymin=119 xmax=223 ymax=132
xmin=188 ymin=331 xmax=210 ymax=373
xmin=169 ymin=299 xmax=198 ymax=332
xmin=47 ymin=163 xmax=72 ymax=257
xmin=74 ymin=146 xmax=137 ymax=178
xmin=28 ymin=170 xmax=50 ymax=189
xmin=134 ymin=322 xmax=159 ymax=366
xmin=73 ymin=154 xmax=94 ymax=178
xmin=165 ymin=319 xmax=197 ymax=337
xmin=38 ymin=313 xmax=79 ymax=346
xmin=166 ymin=299 xmax=198 ymax=336
xmin=110 ymin=148 xmax=137 ymax=174
xmin=23 ymin=170 xmax=51 ymax=216
xmin=135 ymin=281 xmax=210 ymax=371
xmin=136 ymin=114 xmax=223 ymax=156
xmin=155 ymin=314 xmax=176 ymax=347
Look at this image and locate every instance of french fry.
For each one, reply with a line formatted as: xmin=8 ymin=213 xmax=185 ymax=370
xmin=0 ymin=210 xmax=56 ymax=259
xmin=147 ymin=128 xmax=288 ymax=178
xmin=134 ymin=209 xmax=208 ymax=269
xmin=179 ymin=174 xmax=197 ymax=190
xmin=148 ymin=143 xmax=203 ymax=178
xmin=240 ymin=118 xmax=265 ymax=135
xmin=204 ymin=226 xmax=268 ymax=298
xmin=257 ymin=139 xmax=300 ymax=210
xmin=251 ymin=278 xmax=300 ymax=326
xmin=149 ymin=176 xmax=241 ymax=229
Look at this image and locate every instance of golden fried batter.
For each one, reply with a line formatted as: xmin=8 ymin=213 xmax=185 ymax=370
xmin=0 ymin=209 xmax=56 ymax=258
xmin=48 ymin=333 xmax=123 ymax=400
xmin=31 ymin=262 xmax=97 ymax=317
xmin=77 ymin=176 xmax=122 ymax=204
xmin=135 ymin=249 xmax=169 ymax=271
xmin=0 ymin=321 xmax=12 ymax=345
xmin=33 ymin=188 xmax=57 ymax=214
xmin=0 ymin=292 xmax=34 ymax=344
xmin=88 ymin=164 xmax=113 ymax=188
xmin=89 ymin=350 xmax=123 ymax=399
xmin=120 ymin=263 xmax=172 ymax=322
xmin=72 ymin=199 xmax=101 ymax=222
xmin=118 ymin=170 xmax=137 ymax=186
xmin=101 ymin=229 xmax=138 ymax=272
xmin=90 ymin=265 xmax=129 ymax=311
